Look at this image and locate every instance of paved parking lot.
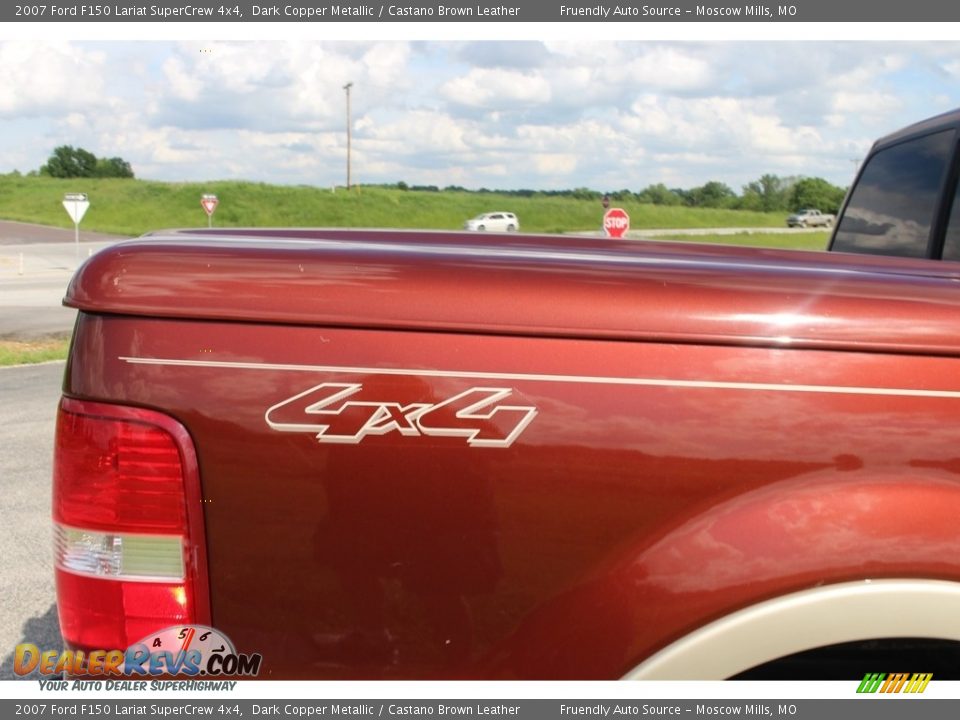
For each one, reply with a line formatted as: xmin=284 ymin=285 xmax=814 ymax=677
xmin=0 ymin=361 xmax=65 ymax=679
xmin=0 ymin=220 xmax=128 ymax=338
xmin=0 ymin=222 xmax=130 ymax=679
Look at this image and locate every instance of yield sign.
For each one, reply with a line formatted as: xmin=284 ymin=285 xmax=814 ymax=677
xmin=201 ymin=194 xmax=219 ymax=216
xmin=63 ymin=193 xmax=90 ymax=224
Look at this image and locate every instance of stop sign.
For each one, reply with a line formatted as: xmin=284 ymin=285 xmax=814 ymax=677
xmin=603 ymin=207 xmax=630 ymax=238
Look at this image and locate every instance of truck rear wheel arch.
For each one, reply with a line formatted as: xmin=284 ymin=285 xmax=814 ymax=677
xmin=623 ymin=579 xmax=960 ymax=679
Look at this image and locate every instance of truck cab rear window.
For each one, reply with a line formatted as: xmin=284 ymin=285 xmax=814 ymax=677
xmin=939 ymin=176 xmax=960 ymax=261
xmin=832 ymin=130 xmax=955 ymax=258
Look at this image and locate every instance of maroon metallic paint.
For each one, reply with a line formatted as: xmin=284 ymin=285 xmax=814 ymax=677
xmin=60 ymin=231 xmax=960 ymax=678
xmin=67 ymin=230 xmax=960 ymax=354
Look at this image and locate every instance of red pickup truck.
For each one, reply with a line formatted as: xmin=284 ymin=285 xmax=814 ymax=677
xmin=52 ymin=109 xmax=960 ymax=680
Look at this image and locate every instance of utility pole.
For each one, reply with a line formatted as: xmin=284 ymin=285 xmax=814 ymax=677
xmin=343 ymin=82 xmax=353 ymax=190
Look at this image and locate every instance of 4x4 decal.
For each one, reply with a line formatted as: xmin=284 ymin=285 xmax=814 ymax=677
xmin=265 ymin=383 xmax=537 ymax=448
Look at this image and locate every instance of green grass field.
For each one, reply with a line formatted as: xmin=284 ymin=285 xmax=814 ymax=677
xmin=649 ymin=231 xmax=830 ymax=251
xmin=0 ymin=339 xmax=70 ymax=366
xmin=0 ymin=174 xmax=797 ymax=238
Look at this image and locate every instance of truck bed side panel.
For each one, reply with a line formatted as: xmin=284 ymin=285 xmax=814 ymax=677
xmin=64 ymin=313 xmax=960 ymax=678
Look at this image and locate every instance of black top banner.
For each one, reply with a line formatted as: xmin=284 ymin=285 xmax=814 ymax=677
xmin=5 ymin=0 xmax=960 ymax=22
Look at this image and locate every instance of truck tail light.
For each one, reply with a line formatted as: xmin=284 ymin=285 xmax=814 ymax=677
xmin=52 ymin=398 xmax=210 ymax=652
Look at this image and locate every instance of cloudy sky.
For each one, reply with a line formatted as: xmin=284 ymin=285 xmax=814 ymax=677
xmin=2 ymin=40 xmax=959 ymax=192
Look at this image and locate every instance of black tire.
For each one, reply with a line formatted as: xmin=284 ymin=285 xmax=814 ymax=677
xmin=733 ymin=638 xmax=960 ymax=680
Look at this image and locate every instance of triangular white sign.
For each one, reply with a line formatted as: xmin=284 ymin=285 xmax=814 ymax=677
xmin=63 ymin=198 xmax=90 ymax=224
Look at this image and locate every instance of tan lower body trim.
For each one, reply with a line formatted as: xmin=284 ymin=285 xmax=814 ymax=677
xmin=624 ymin=579 xmax=960 ymax=680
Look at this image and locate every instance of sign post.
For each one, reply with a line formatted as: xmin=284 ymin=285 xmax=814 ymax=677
xmin=201 ymin=194 xmax=219 ymax=228
xmin=603 ymin=207 xmax=630 ymax=238
xmin=62 ymin=193 xmax=90 ymax=261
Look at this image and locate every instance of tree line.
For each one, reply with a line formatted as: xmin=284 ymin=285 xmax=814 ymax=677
xmin=37 ymin=146 xmax=135 ymax=179
xmin=25 ymin=146 xmax=846 ymax=214
xmin=391 ymin=174 xmax=848 ymax=214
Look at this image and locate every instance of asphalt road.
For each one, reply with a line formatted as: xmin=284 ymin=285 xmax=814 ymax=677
xmin=0 ymin=222 xmax=125 ymax=681
xmin=0 ymin=221 xmax=130 ymax=339
xmin=0 ymin=361 xmax=65 ymax=680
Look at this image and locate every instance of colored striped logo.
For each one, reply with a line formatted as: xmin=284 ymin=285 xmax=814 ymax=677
xmin=857 ymin=673 xmax=932 ymax=694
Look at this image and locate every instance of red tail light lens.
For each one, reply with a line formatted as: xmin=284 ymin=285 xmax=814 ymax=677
xmin=53 ymin=398 xmax=209 ymax=652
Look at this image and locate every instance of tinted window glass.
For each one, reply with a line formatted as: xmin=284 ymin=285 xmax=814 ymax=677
xmin=940 ymin=176 xmax=960 ymax=261
xmin=832 ymin=130 xmax=955 ymax=258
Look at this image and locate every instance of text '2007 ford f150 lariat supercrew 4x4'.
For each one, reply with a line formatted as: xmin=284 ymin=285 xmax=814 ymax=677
xmin=51 ymin=109 xmax=960 ymax=680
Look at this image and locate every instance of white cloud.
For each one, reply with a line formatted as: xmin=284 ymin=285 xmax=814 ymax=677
xmin=359 ymin=110 xmax=471 ymax=155
xmin=162 ymin=56 xmax=204 ymax=102
xmin=1 ymin=41 xmax=956 ymax=191
xmin=153 ymin=41 xmax=414 ymax=131
xmin=625 ymin=95 xmax=825 ymax=159
xmin=828 ymin=51 xmax=908 ymax=90
xmin=0 ymin=41 xmax=107 ymax=117
xmin=441 ymin=68 xmax=552 ymax=108
xmin=831 ymin=91 xmax=902 ymax=116
xmin=532 ymin=153 xmax=577 ymax=176
xmin=620 ymin=47 xmax=714 ymax=90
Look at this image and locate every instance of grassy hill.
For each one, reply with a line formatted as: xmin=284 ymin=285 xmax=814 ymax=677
xmin=0 ymin=174 xmax=793 ymax=237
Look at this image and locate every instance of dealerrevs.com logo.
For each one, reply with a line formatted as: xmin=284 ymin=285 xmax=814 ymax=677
xmin=857 ymin=673 xmax=933 ymax=694
xmin=15 ymin=625 xmax=262 ymax=679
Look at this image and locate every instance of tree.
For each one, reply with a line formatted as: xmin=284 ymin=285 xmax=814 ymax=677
xmin=686 ymin=181 xmax=736 ymax=208
xmin=789 ymin=177 xmax=847 ymax=214
xmin=636 ymin=183 xmax=683 ymax=206
xmin=39 ymin=146 xmax=134 ymax=179
xmin=41 ymin=146 xmax=97 ymax=178
xmin=95 ymin=157 xmax=135 ymax=178
xmin=571 ymin=187 xmax=601 ymax=201
xmin=741 ymin=174 xmax=791 ymax=212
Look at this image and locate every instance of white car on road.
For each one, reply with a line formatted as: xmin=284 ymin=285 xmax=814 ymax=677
xmin=463 ymin=212 xmax=519 ymax=232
